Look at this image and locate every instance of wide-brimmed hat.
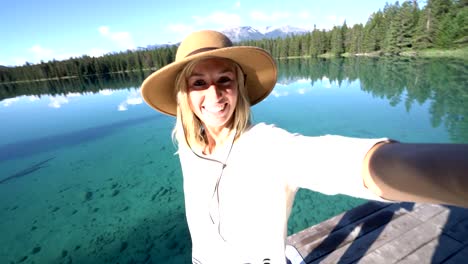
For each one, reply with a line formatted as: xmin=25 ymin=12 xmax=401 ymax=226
xmin=140 ymin=30 xmax=278 ymax=116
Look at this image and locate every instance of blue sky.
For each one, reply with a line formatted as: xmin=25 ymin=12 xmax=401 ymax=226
xmin=1 ymin=0 xmax=395 ymax=66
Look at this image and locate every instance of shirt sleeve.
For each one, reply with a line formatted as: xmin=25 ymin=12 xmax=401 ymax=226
xmin=265 ymin=124 xmax=389 ymax=201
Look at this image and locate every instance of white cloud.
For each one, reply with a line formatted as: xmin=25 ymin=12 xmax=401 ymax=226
xmin=166 ymin=11 xmax=242 ymax=36
xmin=53 ymin=52 xmax=80 ymax=61
xmin=127 ymin=97 xmax=143 ymax=105
xmin=250 ymin=11 xmax=290 ymax=22
xmin=323 ymin=15 xmax=346 ymax=28
xmin=8 ymin=45 xmax=80 ymax=66
xmin=28 ymin=96 xmax=40 ymax=101
xmin=298 ymin=11 xmax=311 ymax=20
xmin=29 ymin=45 xmax=54 ymax=59
xmin=98 ymin=26 xmax=110 ymax=35
xmin=117 ymin=92 xmax=142 ymax=111
xmin=8 ymin=26 xmax=133 ymax=66
xmin=118 ymin=104 xmax=128 ymax=111
xmin=28 ymin=45 xmax=74 ymax=63
xmin=192 ymin=12 xmax=241 ymax=28
xmin=168 ymin=23 xmax=194 ymax=33
xmin=234 ymin=1 xmax=241 ymax=8
xmin=48 ymin=96 xmax=69 ymax=108
xmin=321 ymin=77 xmax=332 ymax=88
xmin=271 ymin=90 xmax=289 ymax=98
xmin=89 ymin=48 xmax=109 ymax=58
xmin=2 ymin=98 xmax=19 ymax=107
xmin=98 ymin=26 xmax=135 ymax=50
xmin=47 ymin=93 xmax=80 ymax=108
xmin=100 ymin=89 xmax=114 ymax=96
xmin=296 ymin=79 xmax=309 ymax=83
xmin=14 ymin=58 xmax=30 ymax=66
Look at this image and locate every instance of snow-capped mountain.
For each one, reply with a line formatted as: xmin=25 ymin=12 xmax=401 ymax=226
xmin=222 ymin=26 xmax=265 ymax=42
xmin=222 ymin=26 xmax=309 ymax=42
xmin=137 ymin=43 xmax=173 ymax=51
xmin=262 ymin=25 xmax=309 ymax=39
xmin=142 ymin=26 xmax=311 ymax=50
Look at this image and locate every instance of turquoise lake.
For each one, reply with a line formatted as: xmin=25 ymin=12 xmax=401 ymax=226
xmin=0 ymin=57 xmax=467 ymax=263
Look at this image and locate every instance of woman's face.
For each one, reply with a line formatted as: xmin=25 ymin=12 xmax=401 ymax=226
xmin=187 ymin=58 xmax=238 ymax=132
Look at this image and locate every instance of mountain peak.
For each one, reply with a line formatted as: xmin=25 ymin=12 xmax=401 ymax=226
xmin=222 ymin=26 xmax=309 ymax=42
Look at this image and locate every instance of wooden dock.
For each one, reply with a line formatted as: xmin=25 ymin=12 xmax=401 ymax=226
xmin=286 ymin=201 xmax=468 ymax=263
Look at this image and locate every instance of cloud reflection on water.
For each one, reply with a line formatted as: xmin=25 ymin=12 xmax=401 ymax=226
xmin=117 ymin=90 xmax=143 ymax=111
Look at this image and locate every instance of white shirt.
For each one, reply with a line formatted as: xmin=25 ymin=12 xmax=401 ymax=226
xmin=178 ymin=123 xmax=386 ymax=264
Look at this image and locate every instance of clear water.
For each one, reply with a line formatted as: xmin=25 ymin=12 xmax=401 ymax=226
xmin=0 ymin=57 xmax=466 ymax=263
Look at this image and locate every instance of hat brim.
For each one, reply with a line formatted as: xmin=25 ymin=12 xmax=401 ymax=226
xmin=141 ymin=46 xmax=277 ymax=116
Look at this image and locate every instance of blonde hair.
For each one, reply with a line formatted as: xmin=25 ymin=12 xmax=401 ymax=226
xmin=172 ymin=57 xmax=251 ymax=150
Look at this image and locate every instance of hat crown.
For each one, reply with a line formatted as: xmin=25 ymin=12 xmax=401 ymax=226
xmin=175 ymin=30 xmax=233 ymax=62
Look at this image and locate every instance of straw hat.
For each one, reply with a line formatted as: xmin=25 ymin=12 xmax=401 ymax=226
xmin=140 ymin=30 xmax=278 ymax=116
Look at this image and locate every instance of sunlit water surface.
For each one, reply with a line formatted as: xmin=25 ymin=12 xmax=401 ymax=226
xmin=0 ymin=57 xmax=466 ymax=263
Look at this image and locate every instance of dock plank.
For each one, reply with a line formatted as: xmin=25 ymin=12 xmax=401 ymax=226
xmin=309 ymin=208 xmax=422 ymax=264
xmin=287 ymin=201 xmax=391 ymax=248
xmin=398 ymin=235 xmax=462 ymax=264
xmin=443 ymin=245 xmax=468 ymax=264
xmin=403 ymin=203 xmax=446 ymax=222
xmin=291 ymin=203 xmax=416 ymax=263
xmin=287 ymin=202 xmax=468 ymax=264
xmin=358 ymin=223 xmax=461 ymax=263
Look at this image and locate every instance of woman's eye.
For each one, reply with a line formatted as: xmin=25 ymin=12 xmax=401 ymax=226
xmin=217 ymin=76 xmax=232 ymax=85
xmin=192 ymin=79 xmax=206 ymax=87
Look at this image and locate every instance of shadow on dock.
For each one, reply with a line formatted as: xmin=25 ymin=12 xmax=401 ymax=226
xmin=287 ymin=201 xmax=468 ymax=263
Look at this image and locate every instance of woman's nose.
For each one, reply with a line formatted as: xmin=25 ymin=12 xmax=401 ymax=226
xmin=205 ymin=84 xmax=223 ymax=99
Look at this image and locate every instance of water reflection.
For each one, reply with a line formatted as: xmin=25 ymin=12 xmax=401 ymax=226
xmin=0 ymin=57 xmax=465 ymax=139
xmin=118 ymin=90 xmax=144 ymax=111
xmin=0 ymin=71 xmax=148 ymax=101
xmin=1 ymin=58 xmax=467 ymax=143
xmin=0 ymin=57 xmax=467 ymax=263
xmin=279 ymin=57 xmax=468 ymax=143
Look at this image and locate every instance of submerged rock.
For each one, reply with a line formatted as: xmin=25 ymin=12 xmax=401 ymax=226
xmin=84 ymin=191 xmax=93 ymax=202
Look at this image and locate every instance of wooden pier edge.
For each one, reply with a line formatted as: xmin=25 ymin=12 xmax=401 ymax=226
xmin=286 ymin=201 xmax=468 ymax=264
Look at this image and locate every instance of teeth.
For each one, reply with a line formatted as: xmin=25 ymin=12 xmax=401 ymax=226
xmin=203 ymin=104 xmax=226 ymax=113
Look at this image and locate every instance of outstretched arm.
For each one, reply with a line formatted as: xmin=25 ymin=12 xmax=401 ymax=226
xmin=363 ymin=141 xmax=468 ymax=208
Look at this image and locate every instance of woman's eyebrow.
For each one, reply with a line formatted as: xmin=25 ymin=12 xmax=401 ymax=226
xmin=188 ymin=72 xmax=205 ymax=77
xmin=190 ymin=68 xmax=234 ymax=77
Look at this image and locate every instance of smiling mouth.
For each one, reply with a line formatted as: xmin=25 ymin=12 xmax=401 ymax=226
xmin=202 ymin=103 xmax=227 ymax=114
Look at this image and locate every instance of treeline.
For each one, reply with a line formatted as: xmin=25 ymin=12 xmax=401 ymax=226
xmin=1 ymin=0 xmax=466 ymax=83
xmin=241 ymin=0 xmax=467 ymax=57
xmin=0 ymin=46 xmax=176 ymax=83
xmin=0 ymin=71 xmax=149 ymax=102
xmin=276 ymin=57 xmax=468 ymax=143
xmin=1 ymin=57 xmax=466 ymax=142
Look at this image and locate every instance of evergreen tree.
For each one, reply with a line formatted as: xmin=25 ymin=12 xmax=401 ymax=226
xmin=341 ymin=21 xmax=352 ymax=53
xmin=349 ymin=24 xmax=364 ymax=54
xmin=382 ymin=2 xmax=402 ymax=54
xmin=416 ymin=0 xmax=454 ymax=48
xmin=364 ymin=14 xmax=378 ymax=52
xmin=397 ymin=0 xmax=419 ymax=50
xmin=302 ymin=33 xmax=311 ymax=57
xmin=452 ymin=3 xmax=468 ymax=46
xmin=309 ymin=26 xmax=323 ymax=57
xmin=413 ymin=6 xmax=434 ymax=48
xmin=330 ymin=26 xmax=344 ymax=56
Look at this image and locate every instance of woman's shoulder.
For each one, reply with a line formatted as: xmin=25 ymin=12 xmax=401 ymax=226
xmin=241 ymin=122 xmax=296 ymax=142
xmin=248 ymin=122 xmax=288 ymax=133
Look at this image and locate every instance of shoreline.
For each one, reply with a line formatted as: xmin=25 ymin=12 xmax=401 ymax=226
xmin=255 ymin=47 xmax=468 ymax=61
xmin=1 ymin=48 xmax=467 ymax=85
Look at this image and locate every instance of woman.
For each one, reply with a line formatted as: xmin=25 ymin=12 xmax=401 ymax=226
xmin=141 ymin=30 xmax=468 ymax=264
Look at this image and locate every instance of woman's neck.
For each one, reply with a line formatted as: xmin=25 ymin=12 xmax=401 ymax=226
xmin=204 ymin=126 xmax=235 ymax=155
